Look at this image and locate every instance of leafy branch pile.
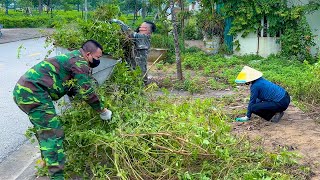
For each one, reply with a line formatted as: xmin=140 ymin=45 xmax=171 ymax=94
xmin=57 ymin=63 xmax=310 ymax=179
xmin=46 ymin=4 xmax=125 ymax=58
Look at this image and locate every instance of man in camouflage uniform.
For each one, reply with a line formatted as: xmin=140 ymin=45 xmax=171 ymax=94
xmin=111 ymin=19 xmax=156 ymax=84
xmin=13 ymin=40 xmax=112 ymax=180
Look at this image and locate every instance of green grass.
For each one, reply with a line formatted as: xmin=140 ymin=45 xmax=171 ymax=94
xmin=181 ymin=52 xmax=320 ymax=108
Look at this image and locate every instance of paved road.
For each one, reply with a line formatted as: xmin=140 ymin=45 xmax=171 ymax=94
xmin=0 ymin=38 xmax=55 ymax=162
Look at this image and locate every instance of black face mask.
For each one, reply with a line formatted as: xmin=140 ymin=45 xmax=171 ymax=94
xmin=89 ymin=58 xmax=100 ymax=68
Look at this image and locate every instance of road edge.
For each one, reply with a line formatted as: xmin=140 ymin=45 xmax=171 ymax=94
xmin=0 ymin=141 xmax=40 ymax=179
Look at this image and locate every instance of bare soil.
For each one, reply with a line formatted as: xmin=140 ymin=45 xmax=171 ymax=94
xmin=230 ymin=86 xmax=320 ymax=179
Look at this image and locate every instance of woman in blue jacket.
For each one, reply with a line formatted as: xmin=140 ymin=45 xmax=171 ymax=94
xmin=235 ymin=66 xmax=290 ymax=123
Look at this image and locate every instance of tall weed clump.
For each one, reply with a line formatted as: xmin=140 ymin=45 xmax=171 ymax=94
xmin=59 ymin=63 xmax=309 ymax=179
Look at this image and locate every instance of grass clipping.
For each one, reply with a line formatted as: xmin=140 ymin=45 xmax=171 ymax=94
xmin=58 ymin=63 xmax=309 ymax=179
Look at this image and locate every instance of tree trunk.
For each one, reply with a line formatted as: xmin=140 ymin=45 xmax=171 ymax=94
xmin=50 ymin=6 xmax=53 ymax=18
xmin=179 ymin=0 xmax=185 ymax=47
xmin=84 ymin=0 xmax=88 ymax=21
xmin=38 ymin=0 xmax=43 ymax=14
xmin=26 ymin=7 xmax=32 ymax=15
xmin=5 ymin=0 xmax=9 ymax=15
xmin=46 ymin=0 xmax=51 ymax=14
xmin=170 ymin=0 xmax=183 ymax=80
xmin=134 ymin=0 xmax=138 ymax=20
xmin=142 ymin=0 xmax=146 ymax=20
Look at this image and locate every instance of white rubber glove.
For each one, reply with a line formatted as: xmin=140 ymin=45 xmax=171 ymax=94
xmin=110 ymin=19 xmax=119 ymax=23
xmin=110 ymin=19 xmax=125 ymax=24
xmin=235 ymin=116 xmax=249 ymax=122
xmin=100 ymin=109 xmax=112 ymax=120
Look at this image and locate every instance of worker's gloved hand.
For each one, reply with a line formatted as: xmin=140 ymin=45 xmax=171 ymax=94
xmin=235 ymin=116 xmax=249 ymax=122
xmin=100 ymin=108 xmax=112 ymax=121
xmin=110 ymin=19 xmax=123 ymax=24
xmin=110 ymin=19 xmax=118 ymax=23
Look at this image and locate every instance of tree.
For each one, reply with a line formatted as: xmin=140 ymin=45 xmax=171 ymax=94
xmin=38 ymin=0 xmax=42 ymax=13
xmin=118 ymin=0 xmax=142 ymax=19
xmin=179 ymin=0 xmax=184 ymax=43
xmin=170 ymin=0 xmax=183 ymax=80
xmin=149 ymin=0 xmax=169 ymax=20
xmin=4 ymin=0 xmax=11 ymax=14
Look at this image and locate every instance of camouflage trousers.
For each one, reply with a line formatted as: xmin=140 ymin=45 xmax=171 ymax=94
xmin=13 ymin=83 xmax=65 ymax=180
xmin=127 ymin=49 xmax=148 ymax=84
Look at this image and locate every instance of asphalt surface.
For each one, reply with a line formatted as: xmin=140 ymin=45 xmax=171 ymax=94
xmin=0 ymin=37 xmax=55 ymax=163
xmin=0 ymin=28 xmax=54 ymax=44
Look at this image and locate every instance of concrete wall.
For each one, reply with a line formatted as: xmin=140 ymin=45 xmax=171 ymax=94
xmin=188 ymin=0 xmax=319 ymax=56
xmin=234 ymin=0 xmax=320 ymax=57
xmin=306 ymin=10 xmax=320 ymax=55
xmin=234 ymin=32 xmax=281 ymax=57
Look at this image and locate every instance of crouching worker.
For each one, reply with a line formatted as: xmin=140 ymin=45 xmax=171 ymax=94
xmin=235 ymin=66 xmax=290 ymax=123
xmin=13 ymin=40 xmax=112 ymax=179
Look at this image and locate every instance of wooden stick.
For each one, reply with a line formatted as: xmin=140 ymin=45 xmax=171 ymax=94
xmin=143 ymin=53 xmax=164 ymax=78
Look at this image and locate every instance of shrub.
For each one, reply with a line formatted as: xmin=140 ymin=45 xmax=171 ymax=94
xmin=184 ymin=19 xmax=202 ymax=40
xmin=48 ymin=20 xmax=124 ymax=58
xmin=0 ymin=10 xmax=82 ymax=28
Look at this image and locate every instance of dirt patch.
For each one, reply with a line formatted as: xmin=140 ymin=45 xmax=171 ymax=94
xmin=0 ymin=28 xmax=54 ymax=44
xmin=147 ymin=65 xmax=320 ymax=179
xmin=228 ymin=88 xmax=320 ymax=179
xmin=153 ymin=89 xmax=234 ymax=99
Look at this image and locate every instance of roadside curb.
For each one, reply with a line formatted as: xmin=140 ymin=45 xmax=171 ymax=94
xmin=0 ymin=141 xmax=41 ymax=180
xmin=0 ymin=36 xmax=48 ymax=44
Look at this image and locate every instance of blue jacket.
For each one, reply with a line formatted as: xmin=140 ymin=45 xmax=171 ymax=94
xmin=247 ymin=77 xmax=286 ymax=118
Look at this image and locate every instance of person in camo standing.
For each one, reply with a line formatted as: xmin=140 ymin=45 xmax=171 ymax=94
xmin=111 ymin=19 xmax=156 ymax=84
xmin=13 ymin=40 xmax=112 ymax=180
xmin=235 ymin=66 xmax=290 ymax=123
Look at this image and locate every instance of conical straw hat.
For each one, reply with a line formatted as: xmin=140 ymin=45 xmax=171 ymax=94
xmin=235 ymin=66 xmax=262 ymax=83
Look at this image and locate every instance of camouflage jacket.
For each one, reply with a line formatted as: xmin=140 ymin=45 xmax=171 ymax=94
xmin=16 ymin=50 xmax=104 ymax=111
